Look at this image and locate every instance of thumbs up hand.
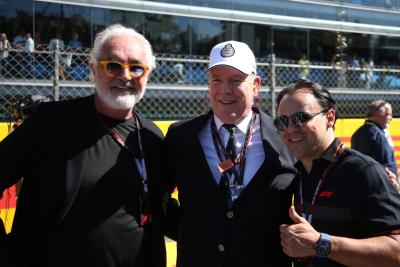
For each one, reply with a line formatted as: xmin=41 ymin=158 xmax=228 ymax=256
xmin=279 ymin=206 xmax=321 ymax=258
xmin=289 ymin=205 xmax=307 ymax=224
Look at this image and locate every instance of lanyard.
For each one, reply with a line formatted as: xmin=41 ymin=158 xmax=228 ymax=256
xmin=299 ymin=143 xmax=345 ymax=224
xmin=96 ymin=112 xmax=151 ymax=226
xmin=210 ymin=112 xmax=256 ymax=189
xmin=96 ymin=112 xmax=148 ymax=192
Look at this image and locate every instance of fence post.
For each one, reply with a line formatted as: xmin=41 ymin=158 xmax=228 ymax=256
xmin=53 ymin=41 xmax=60 ymax=101
xmin=270 ymin=53 xmax=276 ymax=117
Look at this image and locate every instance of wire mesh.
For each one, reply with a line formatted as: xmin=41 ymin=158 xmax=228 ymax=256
xmin=1 ymin=48 xmax=399 ymax=120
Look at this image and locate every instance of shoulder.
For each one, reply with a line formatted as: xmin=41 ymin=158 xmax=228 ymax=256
xmin=338 ymin=148 xmax=386 ymax=177
xmin=36 ymin=95 xmax=93 ymax=117
xmin=258 ymin=110 xmax=296 ymax=167
xmin=352 ymin=124 xmax=371 ymax=136
xmin=342 ymin=148 xmax=378 ymax=164
xmin=353 ymin=124 xmax=385 ymax=141
xmin=259 ymin=110 xmax=275 ymax=126
xmin=166 ymin=114 xmax=208 ymax=138
xmin=136 ymin=114 xmax=164 ymax=140
xmin=339 ymin=149 xmax=400 ymax=214
xmin=26 ymin=96 xmax=94 ymax=132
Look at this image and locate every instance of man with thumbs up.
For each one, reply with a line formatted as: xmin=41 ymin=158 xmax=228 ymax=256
xmin=275 ymin=79 xmax=400 ymax=267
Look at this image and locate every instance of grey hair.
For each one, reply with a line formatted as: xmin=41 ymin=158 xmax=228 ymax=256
xmin=90 ymin=24 xmax=156 ymax=70
xmin=367 ymin=99 xmax=388 ymax=117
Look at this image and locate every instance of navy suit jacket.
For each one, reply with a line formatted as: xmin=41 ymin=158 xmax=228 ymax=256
xmin=165 ymin=108 xmax=296 ymax=267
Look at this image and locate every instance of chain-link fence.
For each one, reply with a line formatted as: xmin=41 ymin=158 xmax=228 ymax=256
xmin=1 ymin=47 xmax=400 ymax=120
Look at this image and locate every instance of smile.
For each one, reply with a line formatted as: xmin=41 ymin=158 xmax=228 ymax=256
xmin=219 ymin=99 xmax=235 ymax=104
xmin=289 ymin=136 xmax=305 ymax=142
xmin=112 ymin=85 xmax=134 ymax=91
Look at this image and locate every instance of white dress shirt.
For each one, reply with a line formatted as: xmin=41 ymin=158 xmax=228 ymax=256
xmin=198 ymin=111 xmax=265 ymax=187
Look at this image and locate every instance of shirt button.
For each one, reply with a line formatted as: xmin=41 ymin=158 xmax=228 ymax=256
xmin=218 ymin=244 xmax=225 ymax=252
xmin=226 ymin=211 xmax=234 ymax=219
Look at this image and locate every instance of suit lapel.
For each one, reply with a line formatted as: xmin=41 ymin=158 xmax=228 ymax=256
xmin=259 ymin=110 xmax=283 ymax=158
xmin=234 ymin=110 xmax=283 ymax=202
xmin=185 ymin=113 xmax=221 ymax=191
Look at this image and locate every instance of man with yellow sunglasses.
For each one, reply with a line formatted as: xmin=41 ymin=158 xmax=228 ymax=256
xmin=0 ymin=24 xmax=166 ymax=267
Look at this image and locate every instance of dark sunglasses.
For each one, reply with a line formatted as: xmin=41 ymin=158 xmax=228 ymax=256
xmin=274 ymin=110 xmax=327 ymax=132
xmin=98 ymin=60 xmax=149 ymax=78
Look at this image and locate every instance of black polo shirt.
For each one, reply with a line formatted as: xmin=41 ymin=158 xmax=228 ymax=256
xmin=293 ymin=138 xmax=400 ymax=267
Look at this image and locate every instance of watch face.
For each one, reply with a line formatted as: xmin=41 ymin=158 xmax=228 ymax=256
xmin=316 ymin=239 xmax=331 ymax=257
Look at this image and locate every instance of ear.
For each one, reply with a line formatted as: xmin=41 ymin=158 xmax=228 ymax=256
xmin=326 ymin=109 xmax=336 ymax=128
xmin=252 ymin=76 xmax=261 ymax=97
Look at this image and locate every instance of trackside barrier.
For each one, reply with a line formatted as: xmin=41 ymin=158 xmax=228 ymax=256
xmin=0 ymin=119 xmax=399 ymax=267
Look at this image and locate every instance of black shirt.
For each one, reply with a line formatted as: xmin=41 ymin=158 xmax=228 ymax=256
xmin=39 ymin=114 xmax=148 ymax=267
xmin=293 ymin=138 xmax=400 ymax=267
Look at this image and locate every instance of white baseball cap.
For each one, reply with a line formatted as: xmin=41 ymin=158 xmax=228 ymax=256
xmin=206 ymin=40 xmax=257 ymax=75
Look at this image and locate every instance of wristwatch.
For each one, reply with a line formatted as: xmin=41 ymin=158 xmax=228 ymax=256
xmin=315 ymin=233 xmax=331 ymax=258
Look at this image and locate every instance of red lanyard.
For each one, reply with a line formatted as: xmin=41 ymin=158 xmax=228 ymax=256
xmin=299 ymin=143 xmax=346 ymax=223
xmin=210 ymin=112 xmax=256 ymax=187
xmin=96 ymin=112 xmax=151 ymax=226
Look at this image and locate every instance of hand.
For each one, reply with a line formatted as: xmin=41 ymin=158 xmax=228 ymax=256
xmin=279 ymin=206 xmax=321 ymax=258
xmin=385 ymin=167 xmax=399 ymax=192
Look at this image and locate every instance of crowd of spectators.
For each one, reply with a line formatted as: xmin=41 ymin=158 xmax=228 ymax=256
xmin=0 ymin=29 xmax=88 ymax=80
xmin=0 ymin=29 xmax=399 ymax=88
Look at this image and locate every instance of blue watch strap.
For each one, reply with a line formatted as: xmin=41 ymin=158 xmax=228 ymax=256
xmin=320 ymin=233 xmax=330 ymax=240
xmin=316 ymin=233 xmax=331 ymax=258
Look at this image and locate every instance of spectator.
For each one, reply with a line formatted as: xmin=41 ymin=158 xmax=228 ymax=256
xmin=67 ymin=32 xmax=82 ymax=69
xmin=0 ymin=33 xmax=11 ymax=58
xmin=22 ymin=33 xmax=35 ymax=78
xmin=67 ymin=32 xmax=82 ymax=49
xmin=24 ymin=33 xmax=34 ymax=53
xmin=359 ymin=57 xmax=367 ymax=87
xmin=12 ymin=30 xmax=25 ymax=49
xmin=48 ymin=31 xmax=65 ymax=51
xmin=350 ymin=54 xmax=360 ymax=68
xmin=366 ymin=57 xmax=374 ymax=89
xmin=298 ymin=54 xmax=309 ymax=79
xmin=48 ymin=31 xmax=66 ymax=79
xmin=276 ymin=79 xmax=400 ymax=267
xmin=0 ymin=33 xmax=12 ymax=76
xmin=349 ymin=54 xmax=360 ymax=88
xmin=172 ymin=63 xmax=184 ymax=83
xmin=352 ymin=100 xmax=399 ymax=190
xmin=34 ymin=31 xmax=47 ymax=51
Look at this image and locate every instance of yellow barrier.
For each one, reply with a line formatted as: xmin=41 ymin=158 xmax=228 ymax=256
xmin=0 ymin=118 xmax=399 ymax=267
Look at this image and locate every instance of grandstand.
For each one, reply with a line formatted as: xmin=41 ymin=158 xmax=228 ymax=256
xmin=0 ymin=0 xmax=400 ymax=119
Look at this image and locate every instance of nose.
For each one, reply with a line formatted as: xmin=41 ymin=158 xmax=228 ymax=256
xmin=119 ymin=66 xmax=133 ymax=80
xmin=222 ymin=83 xmax=233 ymax=94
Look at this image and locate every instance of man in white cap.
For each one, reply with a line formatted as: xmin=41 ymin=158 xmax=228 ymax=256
xmin=165 ymin=41 xmax=296 ymax=267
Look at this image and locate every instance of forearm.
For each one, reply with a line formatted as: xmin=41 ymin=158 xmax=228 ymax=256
xmin=329 ymin=235 xmax=400 ymax=267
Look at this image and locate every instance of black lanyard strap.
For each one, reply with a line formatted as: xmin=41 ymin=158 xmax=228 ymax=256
xmin=299 ymin=143 xmax=346 ymax=223
xmin=210 ymin=112 xmax=256 ymax=187
xmin=96 ymin=112 xmax=151 ymax=226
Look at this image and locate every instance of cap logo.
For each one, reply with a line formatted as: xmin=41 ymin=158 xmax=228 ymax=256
xmin=220 ymin=43 xmax=235 ymax=58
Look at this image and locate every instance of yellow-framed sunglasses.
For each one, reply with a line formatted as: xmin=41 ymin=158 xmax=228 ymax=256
xmin=98 ymin=60 xmax=149 ymax=78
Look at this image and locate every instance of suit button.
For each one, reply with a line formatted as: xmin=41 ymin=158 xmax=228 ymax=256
xmin=226 ymin=211 xmax=234 ymax=219
xmin=218 ymin=244 xmax=225 ymax=252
